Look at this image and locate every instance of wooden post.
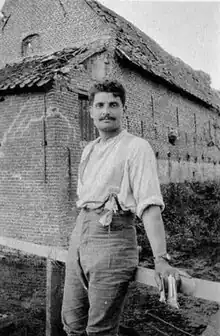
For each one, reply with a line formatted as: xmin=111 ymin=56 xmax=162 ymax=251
xmin=46 ymin=258 xmax=63 ymax=336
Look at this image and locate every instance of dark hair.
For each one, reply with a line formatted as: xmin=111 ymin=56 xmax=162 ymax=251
xmin=88 ymin=80 xmax=126 ymax=106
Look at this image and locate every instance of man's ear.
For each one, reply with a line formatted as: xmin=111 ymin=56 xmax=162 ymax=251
xmin=123 ymin=105 xmax=127 ymax=113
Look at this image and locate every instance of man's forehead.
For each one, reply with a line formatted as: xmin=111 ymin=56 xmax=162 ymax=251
xmin=93 ymin=92 xmax=121 ymax=103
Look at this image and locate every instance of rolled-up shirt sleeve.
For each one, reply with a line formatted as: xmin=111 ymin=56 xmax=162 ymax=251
xmin=128 ymin=138 xmax=165 ymax=219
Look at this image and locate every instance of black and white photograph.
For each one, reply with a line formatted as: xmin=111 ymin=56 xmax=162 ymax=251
xmin=0 ymin=0 xmax=219 ymax=335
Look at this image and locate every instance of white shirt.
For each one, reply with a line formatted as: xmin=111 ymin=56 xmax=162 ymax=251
xmin=77 ymin=129 xmax=165 ymax=219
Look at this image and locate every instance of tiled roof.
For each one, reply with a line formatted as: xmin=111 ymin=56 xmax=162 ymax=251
xmin=85 ymin=0 xmax=220 ymax=110
xmin=0 ymin=44 xmax=106 ymax=91
xmin=0 ymin=0 xmax=219 ymax=109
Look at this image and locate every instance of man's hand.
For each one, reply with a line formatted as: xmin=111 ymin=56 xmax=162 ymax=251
xmin=141 ymin=205 xmax=191 ymax=307
xmin=154 ymin=258 xmax=191 ymax=308
xmin=155 ymin=258 xmax=180 ymax=308
xmin=154 ymin=258 xmax=180 ymax=292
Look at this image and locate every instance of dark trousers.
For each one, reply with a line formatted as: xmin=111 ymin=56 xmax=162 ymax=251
xmin=62 ymin=208 xmax=138 ymax=336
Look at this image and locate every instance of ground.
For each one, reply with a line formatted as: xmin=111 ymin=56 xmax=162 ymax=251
xmin=0 ymin=243 xmax=219 ymax=336
xmin=122 ymin=244 xmax=220 ymax=336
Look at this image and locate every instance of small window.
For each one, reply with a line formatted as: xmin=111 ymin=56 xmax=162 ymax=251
xmin=78 ymin=95 xmax=98 ymax=141
xmin=21 ymin=34 xmax=40 ymax=57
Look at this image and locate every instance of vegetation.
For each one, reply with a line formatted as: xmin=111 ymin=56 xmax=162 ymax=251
xmin=136 ymin=181 xmax=220 ymax=263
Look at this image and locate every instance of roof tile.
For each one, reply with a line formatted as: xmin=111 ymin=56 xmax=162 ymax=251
xmin=0 ymin=44 xmax=105 ymax=92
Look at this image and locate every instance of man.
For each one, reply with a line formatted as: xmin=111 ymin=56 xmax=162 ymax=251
xmin=62 ymin=80 xmax=180 ymax=336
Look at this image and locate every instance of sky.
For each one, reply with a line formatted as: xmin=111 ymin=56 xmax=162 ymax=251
xmin=0 ymin=0 xmax=220 ymax=90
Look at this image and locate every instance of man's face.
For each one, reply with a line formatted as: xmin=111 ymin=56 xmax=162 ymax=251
xmin=90 ymin=92 xmax=124 ymax=132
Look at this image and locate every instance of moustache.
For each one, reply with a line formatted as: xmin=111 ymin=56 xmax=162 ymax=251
xmin=99 ymin=116 xmax=115 ymax=121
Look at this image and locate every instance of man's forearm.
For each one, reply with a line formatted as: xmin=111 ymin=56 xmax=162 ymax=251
xmin=142 ymin=205 xmax=167 ymax=259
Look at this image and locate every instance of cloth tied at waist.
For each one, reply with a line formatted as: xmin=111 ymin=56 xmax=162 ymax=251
xmin=82 ymin=194 xmax=133 ymax=227
xmin=99 ymin=193 xmax=121 ymax=227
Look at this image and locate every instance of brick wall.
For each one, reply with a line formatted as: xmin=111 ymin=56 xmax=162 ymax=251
xmin=46 ymin=82 xmax=81 ymax=247
xmin=0 ymin=63 xmax=97 ymax=246
xmin=0 ymin=88 xmax=78 ymax=247
xmin=0 ymin=92 xmax=46 ymax=241
xmin=0 ymin=0 xmax=114 ymax=67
